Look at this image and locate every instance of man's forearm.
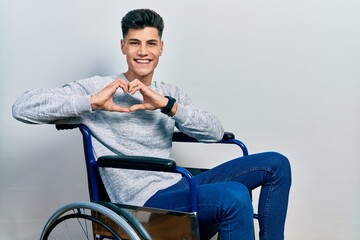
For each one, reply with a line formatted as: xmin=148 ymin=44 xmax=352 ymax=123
xmin=12 ymin=89 xmax=91 ymax=124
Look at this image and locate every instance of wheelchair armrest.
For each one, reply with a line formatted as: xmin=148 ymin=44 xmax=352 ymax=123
xmin=56 ymin=124 xmax=80 ymax=130
xmin=97 ymin=155 xmax=177 ymax=172
xmin=172 ymin=131 xmax=235 ymax=142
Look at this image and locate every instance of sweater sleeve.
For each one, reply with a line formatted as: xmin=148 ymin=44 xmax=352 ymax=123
xmin=171 ymin=88 xmax=224 ymax=143
xmin=12 ymin=80 xmax=93 ymax=124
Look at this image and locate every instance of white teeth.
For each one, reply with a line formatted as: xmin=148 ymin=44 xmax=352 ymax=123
xmin=136 ymin=59 xmax=150 ymax=63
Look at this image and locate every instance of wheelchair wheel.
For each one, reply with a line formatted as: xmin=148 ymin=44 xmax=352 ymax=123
xmin=40 ymin=202 xmax=144 ymax=240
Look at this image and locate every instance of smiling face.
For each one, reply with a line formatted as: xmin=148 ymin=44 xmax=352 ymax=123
xmin=121 ymin=27 xmax=163 ymax=85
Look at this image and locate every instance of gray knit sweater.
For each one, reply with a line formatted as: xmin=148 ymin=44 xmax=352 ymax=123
xmin=12 ymin=74 xmax=224 ymax=205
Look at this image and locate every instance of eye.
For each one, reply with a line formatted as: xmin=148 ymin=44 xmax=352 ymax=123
xmin=129 ymin=41 xmax=139 ymax=45
xmin=148 ymin=41 xmax=158 ymax=46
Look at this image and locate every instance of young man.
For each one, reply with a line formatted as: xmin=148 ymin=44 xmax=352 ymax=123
xmin=12 ymin=9 xmax=291 ymax=240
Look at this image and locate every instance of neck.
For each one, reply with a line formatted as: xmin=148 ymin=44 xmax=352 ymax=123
xmin=124 ymin=71 xmax=153 ymax=86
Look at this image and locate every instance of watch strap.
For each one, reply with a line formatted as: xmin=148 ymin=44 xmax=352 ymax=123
xmin=161 ymin=96 xmax=176 ymax=115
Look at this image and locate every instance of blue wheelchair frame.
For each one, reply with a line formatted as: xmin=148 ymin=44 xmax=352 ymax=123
xmin=52 ymin=124 xmax=250 ymax=239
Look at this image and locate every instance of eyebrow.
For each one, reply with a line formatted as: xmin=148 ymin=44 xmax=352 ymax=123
xmin=127 ymin=38 xmax=159 ymax=43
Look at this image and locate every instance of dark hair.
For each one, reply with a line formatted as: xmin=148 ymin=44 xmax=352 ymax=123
xmin=121 ymin=9 xmax=164 ymax=39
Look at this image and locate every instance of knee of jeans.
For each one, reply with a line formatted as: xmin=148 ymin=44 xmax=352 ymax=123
xmin=222 ymin=182 xmax=253 ymax=211
xmin=266 ymin=152 xmax=292 ymax=185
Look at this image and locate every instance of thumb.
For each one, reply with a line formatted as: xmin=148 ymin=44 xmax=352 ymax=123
xmin=129 ymin=104 xmax=146 ymax=112
xmin=110 ymin=104 xmax=130 ymax=112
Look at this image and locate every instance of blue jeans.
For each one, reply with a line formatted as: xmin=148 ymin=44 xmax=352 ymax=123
xmin=144 ymin=152 xmax=292 ymax=240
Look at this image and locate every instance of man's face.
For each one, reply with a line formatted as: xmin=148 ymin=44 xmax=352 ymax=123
xmin=121 ymin=27 xmax=163 ymax=84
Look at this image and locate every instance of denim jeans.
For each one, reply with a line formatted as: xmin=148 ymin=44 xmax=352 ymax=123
xmin=144 ymin=152 xmax=292 ymax=240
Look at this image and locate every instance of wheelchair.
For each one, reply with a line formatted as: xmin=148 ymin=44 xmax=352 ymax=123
xmin=40 ymin=124 xmax=254 ymax=240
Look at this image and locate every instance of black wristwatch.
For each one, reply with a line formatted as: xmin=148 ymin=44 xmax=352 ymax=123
xmin=161 ymin=96 xmax=176 ymax=115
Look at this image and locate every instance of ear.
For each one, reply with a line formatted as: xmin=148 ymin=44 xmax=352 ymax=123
xmin=120 ymin=39 xmax=126 ymax=55
xmin=160 ymin=40 xmax=164 ymax=56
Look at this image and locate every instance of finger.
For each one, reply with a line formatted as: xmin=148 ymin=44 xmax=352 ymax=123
xmin=129 ymin=79 xmax=141 ymax=85
xmin=114 ymin=77 xmax=128 ymax=84
xmin=114 ymin=78 xmax=129 ymax=92
xmin=128 ymin=84 xmax=141 ymax=94
xmin=128 ymin=79 xmax=144 ymax=94
xmin=129 ymin=104 xmax=146 ymax=112
xmin=103 ymin=80 xmax=124 ymax=96
xmin=110 ymin=104 xmax=130 ymax=112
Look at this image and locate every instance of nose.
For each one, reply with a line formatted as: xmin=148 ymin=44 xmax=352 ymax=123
xmin=137 ymin=44 xmax=148 ymax=56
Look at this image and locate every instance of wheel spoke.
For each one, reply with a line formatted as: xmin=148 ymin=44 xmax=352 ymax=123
xmin=40 ymin=202 xmax=143 ymax=240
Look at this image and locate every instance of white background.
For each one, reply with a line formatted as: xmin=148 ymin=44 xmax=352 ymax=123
xmin=1 ymin=0 xmax=359 ymax=239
